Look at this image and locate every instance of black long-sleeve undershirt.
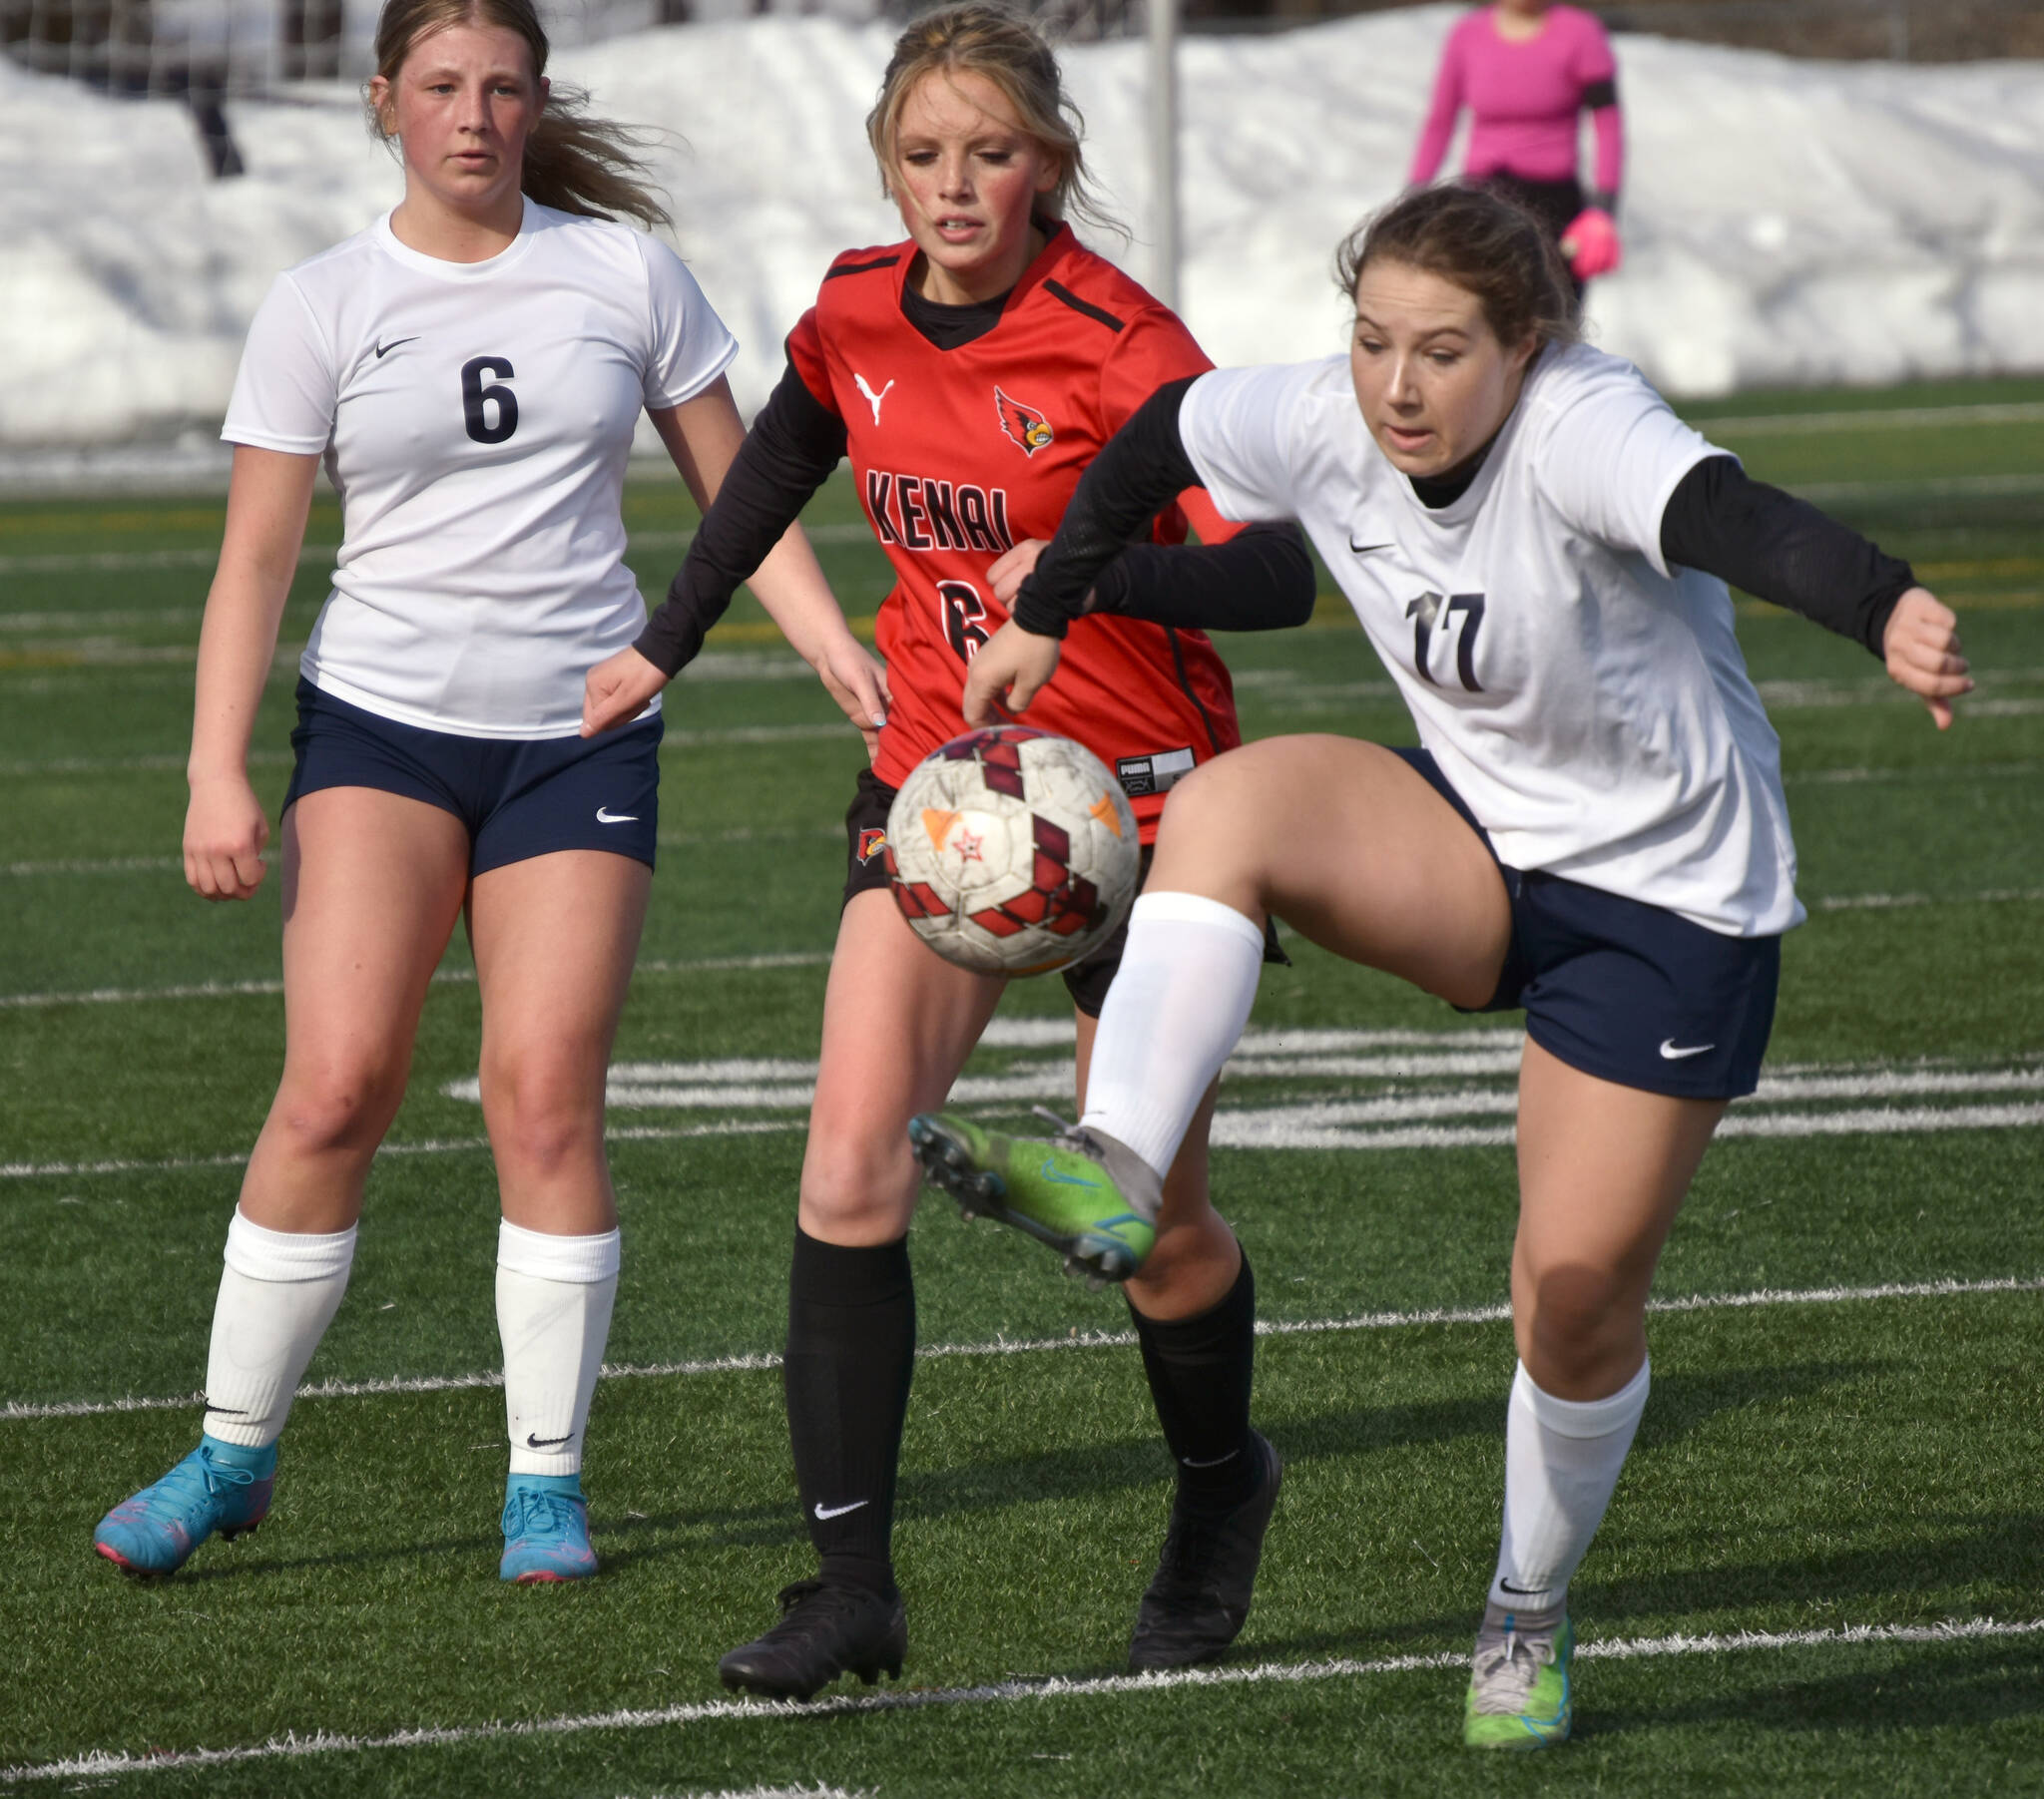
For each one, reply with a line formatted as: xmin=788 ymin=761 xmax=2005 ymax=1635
xmin=1010 ymin=379 xmax=1917 ymax=658
xmin=635 ymin=360 xmax=847 ymax=676
xmin=635 ymin=359 xmax=1315 ymax=676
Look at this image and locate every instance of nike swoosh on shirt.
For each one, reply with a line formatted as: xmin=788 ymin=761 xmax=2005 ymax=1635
xmin=596 ymin=807 xmax=639 ymax=824
xmin=374 ymin=337 xmax=418 ymax=358
xmin=813 ymin=1499 xmax=868 ymax=1520
xmin=1348 ymin=537 xmax=1393 ymax=554
xmin=1659 ymin=1039 xmax=1716 ymax=1060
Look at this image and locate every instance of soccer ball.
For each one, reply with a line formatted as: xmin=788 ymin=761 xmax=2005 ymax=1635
xmin=885 ymin=726 xmax=1140 ymax=976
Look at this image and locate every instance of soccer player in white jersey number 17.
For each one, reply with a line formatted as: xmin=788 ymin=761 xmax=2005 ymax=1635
xmin=912 ymin=183 xmax=1969 ymax=1749
xmin=91 ymin=0 xmax=884 ymax=1587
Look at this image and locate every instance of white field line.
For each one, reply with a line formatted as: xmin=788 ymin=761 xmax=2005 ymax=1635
xmin=14 ymin=1091 xmax=2034 ymax=1182
xmin=1815 ymin=886 xmax=2044 ymax=912
xmin=1698 ymin=400 xmax=2044 ymax=436
xmin=1796 ymin=471 xmax=2044 ymax=503
xmin=4 ymin=1615 xmax=2039 ymax=1784
xmin=0 ymin=950 xmax=828 ymax=1013
xmin=1214 ymin=1101 xmax=2044 ymax=1152
xmin=6 ymin=1274 xmax=2038 ymax=1424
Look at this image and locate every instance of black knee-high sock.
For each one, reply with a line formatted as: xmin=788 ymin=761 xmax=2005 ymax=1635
xmin=1129 ymin=1250 xmax=1261 ymax=1515
xmin=783 ymin=1227 xmax=914 ymax=1598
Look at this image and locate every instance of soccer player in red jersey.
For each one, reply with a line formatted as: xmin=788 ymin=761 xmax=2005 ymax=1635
xmin=583 ymin=3 xmax=1314 ymax=1699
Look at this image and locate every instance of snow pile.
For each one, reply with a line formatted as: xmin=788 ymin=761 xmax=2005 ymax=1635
xmin=4 ymin=6 xmax=2044 ymax=454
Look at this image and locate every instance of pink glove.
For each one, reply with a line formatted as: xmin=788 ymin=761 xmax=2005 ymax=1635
xmin=1560 ymin=208 xmax=1621 ymax=279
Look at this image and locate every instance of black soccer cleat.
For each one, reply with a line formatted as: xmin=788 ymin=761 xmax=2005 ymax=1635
xmin=1128 ymin=1431 xmax=1282 ymax=1672
xmin=718 ymin=1578 xmax=907 ymax=1701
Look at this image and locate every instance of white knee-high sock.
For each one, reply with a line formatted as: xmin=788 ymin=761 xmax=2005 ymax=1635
xmin=203 ymin=1210 xmax=357 ymax=1449
xmin=1489 ymin=1358 xmax=1651 ymax=1614
xmin=498 ymin=1220 xmax=620 ymax=1477
xmin=1080 ymin=892 xmax=1267 ymax=1180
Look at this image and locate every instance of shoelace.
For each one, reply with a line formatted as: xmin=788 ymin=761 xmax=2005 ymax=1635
xmin=1469 ymin=1626 xmax=1557 ymax=1713
xmin=1030 ymin=1106 xmax=1103 ymax=1158
xmin=152 ymin=1448 xmax=256 ymax=1513
xmin=766 ymin=1579 xmax=878 ymax=1637
xmin=504 ymin=1488 xmax=581 ymax=1540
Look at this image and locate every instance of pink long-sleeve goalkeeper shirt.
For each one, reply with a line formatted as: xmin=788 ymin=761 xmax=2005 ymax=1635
xmin=1408 ymin=5 xmax=1624 ymax=194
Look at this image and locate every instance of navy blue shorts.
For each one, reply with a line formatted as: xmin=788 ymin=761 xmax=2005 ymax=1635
xmin=283 ymin=678 xmax=661 ymax=877
xmin=1393 ymin=747 xmax=1780 ymax=1100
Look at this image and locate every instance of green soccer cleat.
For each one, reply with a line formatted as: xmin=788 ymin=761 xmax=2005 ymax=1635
xmin=907 ymin=1112 xmax=1157 ymax=1284
xmin=1463 ymin=1607 xmax=1574 ymax=1749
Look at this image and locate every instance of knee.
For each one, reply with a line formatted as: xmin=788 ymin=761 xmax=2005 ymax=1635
xmin=479 ymin=1055 xmax=602 ymax=1178
xmin=270 ymin=1061 xmax=406 ymax=1160
xmin=798 ymin=1119 xmax=915 ymax=1239
xmin=1518 ymin=1265 xmax=1643 ymax=1392
xmin=1125 ymin=1210 xmax=1239 ymax=1319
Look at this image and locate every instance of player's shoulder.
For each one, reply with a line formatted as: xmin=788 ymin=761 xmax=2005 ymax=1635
xmin=816 ymin=239 xmax=913 ymax=292
xmin=1548 ymin=4 xmax=1613 ymax=43
xmin=522 ymin=202 xmax=661 ymax=276
xmin=270 ymin=222 xmax=382 ymax=296
xmin=1522 ymin=340 xmax=1665 ymax=426
xmin=1029 ymin=233 xmax=1178 ymax=339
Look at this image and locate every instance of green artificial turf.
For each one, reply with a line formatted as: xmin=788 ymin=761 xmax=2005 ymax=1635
xmin=2 ymin=376 xmax=2041 ymax=1793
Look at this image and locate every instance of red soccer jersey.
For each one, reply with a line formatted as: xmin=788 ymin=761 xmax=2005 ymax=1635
xmin=786 ymin=225 xmax=1244 ymax=841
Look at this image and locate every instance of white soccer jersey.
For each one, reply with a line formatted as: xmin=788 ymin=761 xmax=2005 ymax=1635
xmin=223 ymin=200 xmax=739 ymax=737
xmin=1179 ymin=343 xmax=1801 ymax=937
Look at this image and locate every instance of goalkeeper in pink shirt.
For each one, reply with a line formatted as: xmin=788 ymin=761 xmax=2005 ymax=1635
xmin=1408 ymin=0 xmax=1624 ymax=292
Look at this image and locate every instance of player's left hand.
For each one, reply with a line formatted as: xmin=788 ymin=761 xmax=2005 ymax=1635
xmin=963 ymin=619 xmax=1061 ymax=725
xmin=1882 ymin=587 xmax=1970 ymax=729
xmin=582 ymin=647 xmax=670 ymax=737
xmin=814 ymin=637 xmax=892 ymax=766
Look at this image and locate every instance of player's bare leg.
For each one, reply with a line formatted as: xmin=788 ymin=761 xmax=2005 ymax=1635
xmin=919 ymin=735 xmax=1512 ymax=1268
xmin=96 ymin=789 xmax=468 ymax=1576
xmin=242 ymin=788 xmax=472 ymax=1234
xmin=468 ymin=849 xmax=651 ymax=1582
xmin=1466 ymin=1042 xmax=1726 ymax=1747
xmin=720 ymin=890 xmax=1003 ymax=1698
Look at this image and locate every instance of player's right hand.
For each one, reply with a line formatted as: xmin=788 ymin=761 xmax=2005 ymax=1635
xmin=184 ymin=773 xmax=269 ymax=901
xmin=583 ymin=647 xmax=670 ymax=737
xmin=963 ymin=619 xmax=1062 ymax=726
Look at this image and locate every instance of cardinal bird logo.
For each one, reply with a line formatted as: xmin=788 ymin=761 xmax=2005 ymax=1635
xmin=855 ymin=826 xmax=888 ymax=864
xmin=995 ymin=386 xmax=1055 ymax=456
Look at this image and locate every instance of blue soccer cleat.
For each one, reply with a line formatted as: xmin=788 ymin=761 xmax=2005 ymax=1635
xmin=500 ymin=1473 xmax=599 ymax=1583
xmin=93 ymin=1436 xmax=276 ymax=1576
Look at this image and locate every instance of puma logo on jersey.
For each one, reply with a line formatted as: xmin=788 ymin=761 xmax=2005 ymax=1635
xmin=994 ymin=386 xmax=1055 ymax=456
xmin=853 ymin=373 xmax=895 ymax=424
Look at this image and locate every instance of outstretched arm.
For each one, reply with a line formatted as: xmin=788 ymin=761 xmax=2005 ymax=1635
xmin=1660 ymin=455 xmax=1970 ymax=728
xmin=966 ymin=378 xmax=1314 ymax=722
xmin=585 ymin=370 xmax=888 ymax=750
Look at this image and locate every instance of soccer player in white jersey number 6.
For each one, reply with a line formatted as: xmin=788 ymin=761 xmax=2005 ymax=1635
xmin=92 ymin=0 xmax=886 ymax=1585
xmin=910 ymin=184 xmax=1970 ymax=1746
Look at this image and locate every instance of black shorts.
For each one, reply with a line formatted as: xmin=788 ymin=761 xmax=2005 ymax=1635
xmin=283 ymin=677 xmax=661 ymax=877
xmin=842 ymin=767 xmax=1285 ymax=1018
xmin=1393 ymin=747 xmax=1780 ymax=1100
